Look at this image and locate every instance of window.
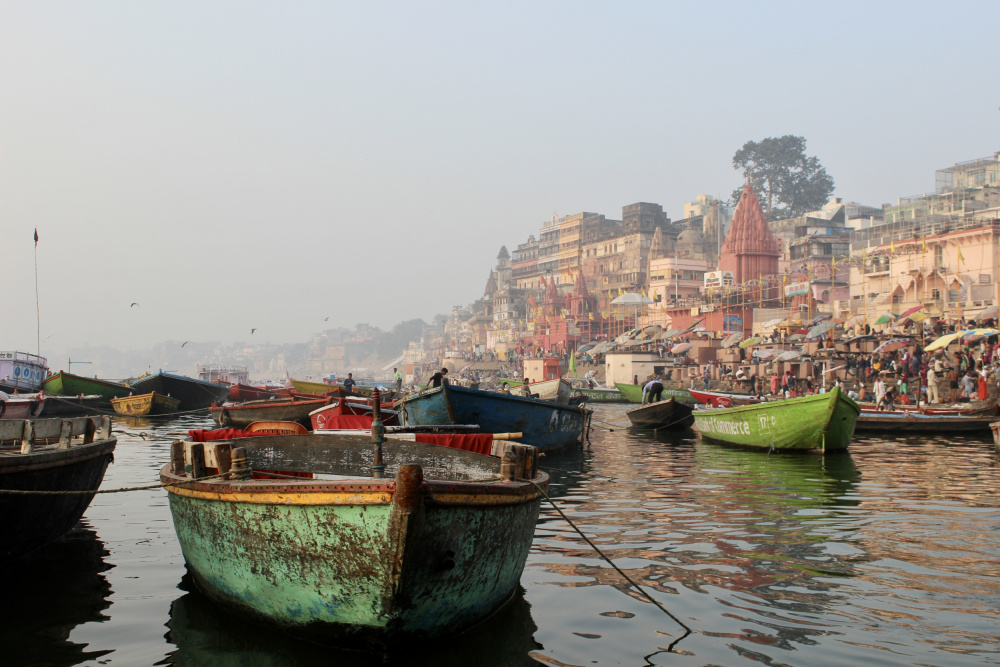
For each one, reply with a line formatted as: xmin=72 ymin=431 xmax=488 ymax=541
xmin=934 ymin=246 xmax=944 ymax=267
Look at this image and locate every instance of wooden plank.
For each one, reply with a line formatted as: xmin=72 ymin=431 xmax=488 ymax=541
xmin=0 ymin=417 xmax=106 ymax=442
xmin=171 ymin=440 xmax=185 ymax=475
xmin=58 ymin=420 xmax=73 ymax=449
xmin=204 ymin=442 xmax=232 ymax=474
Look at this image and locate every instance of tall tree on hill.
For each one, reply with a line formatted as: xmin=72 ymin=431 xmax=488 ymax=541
xmin=730 ymin=135 xmax=835 ymax=221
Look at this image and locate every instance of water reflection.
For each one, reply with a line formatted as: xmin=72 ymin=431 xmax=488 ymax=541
xmin=0 ymin=524 xmax=114 ymax=666
xmin=161 ymin=575 xmax=543 ymax=666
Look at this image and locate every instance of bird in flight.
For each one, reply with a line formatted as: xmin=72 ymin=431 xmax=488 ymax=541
xmin=324 ymin=317 xmax=330 ymax=321
xmin=251 ymin=328 xmax=257 ymax=334
xmin=181 ymin=341 xmax=190 ymax=347
xmin=130 ymin=302 xmax=140 ymax=308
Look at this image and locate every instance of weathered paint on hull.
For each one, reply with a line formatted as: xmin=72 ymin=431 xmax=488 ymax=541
xmin=615 ymin=382 xmax=693 ymax=404
xmin=111 ymin=392 xmax=182 ymax=416
xmin=42 ymin=372 xmax=132 ymax=406
xmin=692 ymin=387 xmax=860 ymax=452
xmin=855 ymin=412 xmax=996 ymax=432
xmin=400 ymin=385 xmax=585 ymax=453
xmin=166 ymin=478 xmax=542 ymax=648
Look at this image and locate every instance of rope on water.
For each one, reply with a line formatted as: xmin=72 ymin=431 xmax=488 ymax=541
xmin=0 ymin=470 xmax=233 ymax=496
xmin=41 ymin=394 xmax=213 ymax=418
xmin=531 ymin=481 xmax=693 ymax=651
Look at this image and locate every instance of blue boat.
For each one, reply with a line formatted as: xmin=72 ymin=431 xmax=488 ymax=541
xmin=398 ymin=384 xmax=587 ymax=453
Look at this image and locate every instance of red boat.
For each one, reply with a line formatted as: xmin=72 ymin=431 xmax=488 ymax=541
xmin=688 ymin=389 xmax=763 ymax=408
xmin=0 ymin=393 xmax=47 ymax=419
xmin=309 ymin=397 xmax=400 ymax=430
xmin=227 ymin=383 xmax=281 ymax=402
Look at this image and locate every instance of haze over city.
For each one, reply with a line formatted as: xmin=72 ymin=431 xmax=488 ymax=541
xmin=3 ymin=1 xmax=998 ymax=365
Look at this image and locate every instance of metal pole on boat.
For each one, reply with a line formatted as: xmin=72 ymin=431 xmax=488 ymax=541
xmin=370 ymin=388 xmax=386 ymax=478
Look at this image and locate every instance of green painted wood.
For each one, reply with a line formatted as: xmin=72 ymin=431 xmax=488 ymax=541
xmin=692 ymin=386 xmax=860 ymax=452
xmin=167 ymin=488 xmax=541 ymax=648
xmin=42 ymin=372 xmax=133 ymax=406
xmin=614 ymin=382 xmax=693 ymax=404
xmin=575 ymin=387 xmax=628 ymax=403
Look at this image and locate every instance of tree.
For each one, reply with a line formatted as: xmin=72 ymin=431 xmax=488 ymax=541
xmin=730 ymin=135 xmax=835 ymax=221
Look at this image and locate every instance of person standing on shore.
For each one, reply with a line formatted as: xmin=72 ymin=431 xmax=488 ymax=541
xmin=926 ymin=363 xmax=940 ymax=404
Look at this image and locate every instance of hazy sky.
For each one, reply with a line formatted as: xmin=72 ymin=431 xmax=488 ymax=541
xmin=3 ymin=1 xmax=998 ymax=360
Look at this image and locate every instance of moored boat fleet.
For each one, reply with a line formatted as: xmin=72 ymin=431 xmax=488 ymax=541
xmin=2 ymin=338 xmax=998 ymax=653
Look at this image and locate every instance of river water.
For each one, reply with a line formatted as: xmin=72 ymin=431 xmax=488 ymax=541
xmin=3 ymin=405 xmax=999 ymax=666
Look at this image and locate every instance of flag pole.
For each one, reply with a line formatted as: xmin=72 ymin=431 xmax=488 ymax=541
xmin=34 ymin=228 xmax=40 ymax=356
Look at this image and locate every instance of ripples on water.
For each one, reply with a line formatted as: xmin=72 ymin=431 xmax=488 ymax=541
xmin=2 ymin=407 xmax=997 ymax=666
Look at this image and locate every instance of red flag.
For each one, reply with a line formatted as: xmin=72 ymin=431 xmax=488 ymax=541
xmin=34 ymin=228 xmax=38 ymax=245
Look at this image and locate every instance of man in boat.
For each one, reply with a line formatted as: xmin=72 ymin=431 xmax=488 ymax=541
xmin=427 ymin=367 xmax=449 ymax=389
xmin=343 ymin=373 xmax=356 ymax=393
xmin=392 ymin=368 xmax=403 ymax=393
xmin=641 ymin=378 xmax=664 ymax=405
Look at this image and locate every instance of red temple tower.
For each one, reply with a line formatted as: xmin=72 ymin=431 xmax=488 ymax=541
xmin=719 ymin=183 xmax=781 ymax=299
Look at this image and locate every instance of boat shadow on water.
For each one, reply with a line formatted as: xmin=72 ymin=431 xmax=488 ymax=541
xmin=0 ymin=524 xmax=114 ymax=666
xmin=160 ymin=574 xmax=544 ymax=667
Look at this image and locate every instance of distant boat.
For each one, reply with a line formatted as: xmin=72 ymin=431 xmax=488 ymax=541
xmin=626 ymin=398 xmax=694 ymax=429
xmin=111 ymin=392 xmax=182 ymax=417
xmin=290 ymin=378 xmax=374 ymax=398
xmin=0 ymin=392 xmax=47 ymax=419
xmin=692 ymin=386 xmax=860 ymax=452
xmin=0 ymin=351 xmax=48 ymax=393
xmin=129 ymin=372 xmax=229 ymax=410
xmin=855 ymin=411 xmax=996 ymax=433
xmin=227 ymin=383 xmax=280 ymax=402
xmin=399 ymin=384 xmax=586 ymax=453
xmin=615 ymin=382 xmax=693 ymax=404
xmin=209 ymin=396 xmax=331 ymax=429
xmin=0 ymin=417 xmax=116 ymax=559
xmin=518 ymin=378 xmax=572 ymax=404
xmin=689 ymin=388 xmax=763 ymax=408
xmin=162 ymin=433 xmax=546 ymax=649
xmin=42 ymin=372 xmax=132 ymax=407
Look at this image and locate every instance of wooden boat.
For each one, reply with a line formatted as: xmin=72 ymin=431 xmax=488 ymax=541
xmin=290 ymin=378 xmax=374 ymax=398
xmin=111 ymin=392 xmax=182 ymax=416
xmin=399 ymin=384 xmax=587 ymax=453
xmin=855 ymin=411 xmax=996 ymax=433
xmin=128 ymin=371 xmax=230 ymax=410
xmin=42 ymin=372 xmax=132 ymax=407
xmin=227 ymin=383 xmax=280 ymax=402
xmin=626 ymin=398 xmax=694 ymax=429
xmin=162 ymin=433 xmax=546 ymax=649
xmin=0 ymin=393 xmax=47 ymax=419
xmin=692 ymin=386 xmax=860 ymax=452
xmin=614 ymin=382 xmax=693 ymax=404
xmin=0 ymin=417 xmax=116 ymax=559
xmin=32 ymin=393 xmax=103 ymax=417
xmin=209 ymin=396 xmax=330 ymax=428
xmin=991 ymin=422 xmax=1000 ymax=452
xmin=309 ymin=397 xmax=400 ymax=430
xmin=519 ymin=378 xmax=572 ymax=404
xmin=0 ymin=351 xmax=48 ymax=393
xmin=689 ymin=389 xmax=764 ymax=408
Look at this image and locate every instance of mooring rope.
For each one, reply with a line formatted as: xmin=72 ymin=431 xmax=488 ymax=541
xmin=531 ymin=481 xmax=693 ymax=651
xmin=0 ymin=470 xmax=233 ymax=495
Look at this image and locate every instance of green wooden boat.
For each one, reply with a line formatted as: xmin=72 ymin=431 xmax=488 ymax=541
xmin=42 ymin=372 xmax=133 ymax=407
xmin=163 ymin=433 xmax=546 ymax=650
xmin=614 ymin=382 xmax=693 ymax=404
xmin=692 ymin=386 xmax=860 ymax=452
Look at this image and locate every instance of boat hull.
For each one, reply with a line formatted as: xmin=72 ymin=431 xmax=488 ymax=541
xmin=856 ymin=412 xmax=996 ymax=432
xmin=42 ymin=372 xmax=132 ymax=406
xmin=210 ymin=398 xmax=329 ymax=428
xmin=111 ymin=392 xmax=182 ymax=416
xmin=227 ymin=383 xmax=280 ymax=402
xmin=615 ymin=382 xmax=693 ymax=404
xmin=290 ymin=378 xmax=374 ymax=398
xmin=0 ymin=396 xmax=47 ymax=419
xmin=129 ymin=373 xmax=230 ymax=410
xmin=162 ymin=436 xmax=545 ymax=649
xmin=35 ymin=394 xmax=103 ymax=417
xmin=692 ymin=387 xmax=860 ymax=452
xmin=526 ymin=378 xmax=571 ymax=404
xmin=0 ymin=437 xmax=116 ymax=559
xmin=400 ymin=385 xmax=585 ymax=453
xmin=626 ymin=398 xmax=694 ymax=429
xmin=574 ymin=387 xmax=628 ymax=403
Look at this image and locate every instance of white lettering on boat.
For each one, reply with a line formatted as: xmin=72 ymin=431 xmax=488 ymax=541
xmin=698 ymin=417 xmax=752 ymax=437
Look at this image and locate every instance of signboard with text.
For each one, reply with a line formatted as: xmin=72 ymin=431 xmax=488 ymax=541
xmin=784 ymin=282 xmax=810 ymax=297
